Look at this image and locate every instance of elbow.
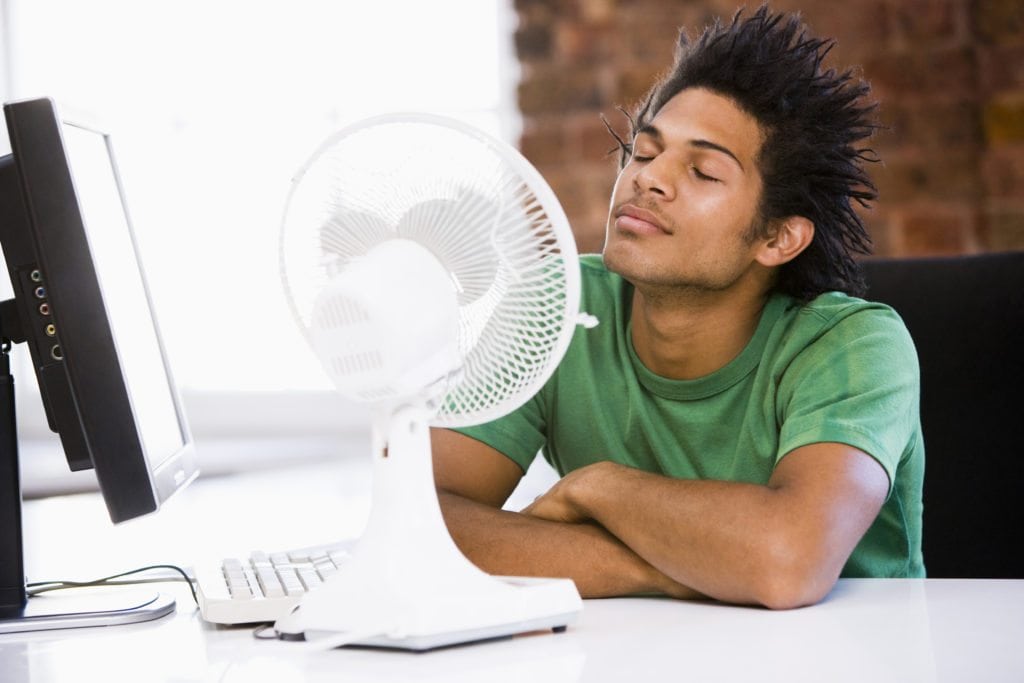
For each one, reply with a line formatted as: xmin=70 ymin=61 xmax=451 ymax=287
xmin=747 ymin=541 xmax=839 ymax=610
xmin=752 ymin=577 xmax=831 ymax=611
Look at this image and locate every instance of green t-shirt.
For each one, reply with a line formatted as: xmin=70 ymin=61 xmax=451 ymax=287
xmin=457 ymin=254 xmax=925 ymax=579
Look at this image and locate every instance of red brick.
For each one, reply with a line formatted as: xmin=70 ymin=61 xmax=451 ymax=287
xmin=899 ymin=206 xmax=979 ymax=255
xmin=515 ymin=23 xmax=554 ymax=61
xmin=981 ymin=209 xmax=1024 ymax=250
xmin=794 ymin=0 xmax=893 ymax=60
xmin=980 ymin=146 xmax=1024 ymax=199
xmin=541 ymin=163 xmax=617 ymax=250
xmin=514 ymin=0 xmax=561 ymax=21
xmin=541 ymin=166 xmax=591 ymax=219
xmin=579 ymin=0 xmax=616 ymax=25
xmin=614 ymin=63 xmax=666 ymax=108
xmin=554 ymin=22 xmax=617 ymax=63
xmin=617 ymin=0 xmax=718 ymax=33
xmin=880 ymin=99 xmax=982 ymax=151
xmin=518 ymin=66 xmax=605 ymax=114
xmin=863 ymin=47 xmax=976 ymax=99
xmin=972 ymin=0 xmax=1024 ymax=45
xmin=519 ymin=122 xmax=570 ymax=167
xmin=861 ymin=209 xmax=898 ymax=257
xmin=576 ymin=113 xmax=627 ymax=164
xmin=890 ymin=0 xmax=969 ymax=48
xmin=873 ymin=149 xmax=982 ymax=203
xmin=983 ymin=95 xmax=1024 ymax=144
xmin=618 ymin=6 xmax=690 ymax=63
xmin=975 ymin=44 xmax=1024 ymax=94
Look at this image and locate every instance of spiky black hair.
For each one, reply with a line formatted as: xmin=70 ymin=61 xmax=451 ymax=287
xmin=612 ymin=4 xmax=880 ymax=300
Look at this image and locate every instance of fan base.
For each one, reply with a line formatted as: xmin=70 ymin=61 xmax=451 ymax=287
xmin=272 ymin=406 xmax=583 ymax=650
xmin=277 ymin=575 xmax=581 ymax=651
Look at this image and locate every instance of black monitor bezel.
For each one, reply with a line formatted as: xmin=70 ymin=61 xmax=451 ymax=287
xmin=0 ymin=97 xmax=197 ymax=523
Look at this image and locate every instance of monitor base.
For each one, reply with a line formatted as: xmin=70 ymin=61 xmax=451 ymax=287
xmin=0 ymin=589 xmax=175 ymax=634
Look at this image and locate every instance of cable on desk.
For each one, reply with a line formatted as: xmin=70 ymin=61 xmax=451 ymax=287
xmin=26 ymin=564 xmax=199 ymax=606
xmin=253 ymin=624 xmax=279 ymax=640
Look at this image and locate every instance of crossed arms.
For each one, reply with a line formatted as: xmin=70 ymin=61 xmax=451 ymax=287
xmin=432 ymin=428 xmax=889 ymax=610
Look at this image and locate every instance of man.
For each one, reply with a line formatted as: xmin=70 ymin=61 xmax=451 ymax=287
xmin=432 ymin=5 xmax=924 ymax=609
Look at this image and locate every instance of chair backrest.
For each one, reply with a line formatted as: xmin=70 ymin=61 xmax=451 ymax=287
xmin=861 ymin=251 xmax=1024 ymax=578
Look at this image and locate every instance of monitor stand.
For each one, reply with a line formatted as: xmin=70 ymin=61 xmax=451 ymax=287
xmin=0 ymin=589 xmax=176 ymax=635
xmin=0 ymin=308 xmax=176 ymax=633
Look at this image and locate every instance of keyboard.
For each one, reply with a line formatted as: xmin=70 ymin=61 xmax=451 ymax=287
xmin=194 ymin=540 xmax=353 ymax=625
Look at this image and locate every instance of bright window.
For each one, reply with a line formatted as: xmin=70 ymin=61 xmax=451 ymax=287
xmin=2 ymin=0 xmax=520 ymax=436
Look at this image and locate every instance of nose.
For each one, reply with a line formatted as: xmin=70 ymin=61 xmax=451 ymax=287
xmin=632 ymin=156 xmax=674 ymax=200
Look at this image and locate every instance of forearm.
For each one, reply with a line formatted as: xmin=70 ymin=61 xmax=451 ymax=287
xmin=576 ymin=468 xmax=802 ymax=606
xmin=561 ymin=452 xmax=884 ymax=609
xmin=437 ymin=490 xmax=701 ymax=599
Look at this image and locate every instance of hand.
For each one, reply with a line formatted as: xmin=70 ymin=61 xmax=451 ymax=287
xmin=520 ymin=461 xmax=613 ymax=524
xmin=521 ymin=480 xmax=584 ymax=524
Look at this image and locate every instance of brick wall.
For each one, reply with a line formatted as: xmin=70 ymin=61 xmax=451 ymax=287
xmin=513 ymin=0 xmax=1024 ymax=258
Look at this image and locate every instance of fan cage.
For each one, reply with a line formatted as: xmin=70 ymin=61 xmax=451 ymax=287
xmin=280 ymin=113 xmax=580 ymax=427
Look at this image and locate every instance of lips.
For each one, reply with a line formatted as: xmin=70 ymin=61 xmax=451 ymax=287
xmin=614 ymin=204 xmax=670 ymax=236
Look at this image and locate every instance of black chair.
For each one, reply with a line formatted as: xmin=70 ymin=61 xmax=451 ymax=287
xmin=861 ymin=251 xmax=1024 ymax=578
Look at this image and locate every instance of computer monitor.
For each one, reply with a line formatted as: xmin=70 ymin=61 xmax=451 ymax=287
xmin=0 ymin=97 xmax=198 ymax=630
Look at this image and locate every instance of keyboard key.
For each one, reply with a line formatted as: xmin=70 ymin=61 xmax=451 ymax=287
xmin=254 ymin=567 xmax=282 ymax=596
xmin=250 ymin=551 xmax=272 ymax=567
xmin=228 ymin=582 xmax=253 ymax=599
xmin=276 ymin=567 xmax=305 ymax=596
xmin=298 ymin=568 xmax=321 ymax=589
xmin=244 ymin=567 xmax=263 ymax=597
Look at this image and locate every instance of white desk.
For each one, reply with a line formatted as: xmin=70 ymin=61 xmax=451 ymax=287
xmin=4 ymin=456 xmax=1024 ymax=682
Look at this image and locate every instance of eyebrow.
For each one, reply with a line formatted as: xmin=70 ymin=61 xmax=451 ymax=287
xmin=636 ymin=123 xmax=745 ymax=171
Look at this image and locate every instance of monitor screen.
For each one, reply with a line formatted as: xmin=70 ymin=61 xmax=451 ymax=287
xmin=60 ymin=123 xmax=187 ymax=477
xmin=0 ymin=97 xmax=198 ymax=524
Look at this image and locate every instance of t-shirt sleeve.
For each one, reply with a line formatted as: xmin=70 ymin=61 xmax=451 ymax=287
xmin=450 ymin=388 xmax=547 ymax=474
xmin=775 ymin=305 xmax=920 ymax=495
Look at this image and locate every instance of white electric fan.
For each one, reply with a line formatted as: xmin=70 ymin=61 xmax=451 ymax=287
xmin=278 ymin=113 xmax=593 ymax=650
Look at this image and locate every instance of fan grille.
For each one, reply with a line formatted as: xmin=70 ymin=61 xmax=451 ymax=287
xmin=280 ymin=115 xmax=580 ymax=427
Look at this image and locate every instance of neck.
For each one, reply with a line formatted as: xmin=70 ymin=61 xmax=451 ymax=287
xmin=629 ymin=282 xmax=770 ymax=380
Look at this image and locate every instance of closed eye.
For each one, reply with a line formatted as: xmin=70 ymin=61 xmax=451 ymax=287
xmin=692 ymin=166 xmax=720 ymax=182
xmin=629 ymin=145 xmax=653 ymax=163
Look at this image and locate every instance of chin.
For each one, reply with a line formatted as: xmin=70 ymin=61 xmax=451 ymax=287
xmin=602 ymin=239 xmax=648 ymax=282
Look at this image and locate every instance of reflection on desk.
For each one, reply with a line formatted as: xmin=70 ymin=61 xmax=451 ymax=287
xmin=5 ymin=457 xmax=1024 ymax=682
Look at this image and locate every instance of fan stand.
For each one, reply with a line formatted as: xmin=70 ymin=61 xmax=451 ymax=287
xmin=275 ymin=404 xmax=582 ymax=651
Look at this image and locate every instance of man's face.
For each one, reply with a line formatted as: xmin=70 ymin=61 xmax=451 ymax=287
xmin=602 ymin=87 xmax=767 ymax=293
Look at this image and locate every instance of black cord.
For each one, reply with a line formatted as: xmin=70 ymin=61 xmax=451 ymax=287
xmin=252 ymin=623 xmax=281 ymax=640
xmin=27 ymin=564 xmax=199 ymax=606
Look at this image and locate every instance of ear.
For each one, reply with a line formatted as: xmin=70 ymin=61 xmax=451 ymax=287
xmin=754 ymin=216 xmax=814 ymax=267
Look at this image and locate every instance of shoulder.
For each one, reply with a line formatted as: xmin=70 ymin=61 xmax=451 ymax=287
xmin=791 ymin=290 xmax=902 ymax=327
xmin=770 ymin=291 xmax=919 ymax=389
xmin=779 ymin=291 xmax=914 ymax=353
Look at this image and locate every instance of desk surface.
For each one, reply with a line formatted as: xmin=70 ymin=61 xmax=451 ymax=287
xmin=5 ymin=456 xmax=1024 ymax=683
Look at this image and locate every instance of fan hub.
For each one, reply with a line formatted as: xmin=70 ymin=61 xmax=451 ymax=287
xmin=309 ymin=238 xmax=460 ymax=404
